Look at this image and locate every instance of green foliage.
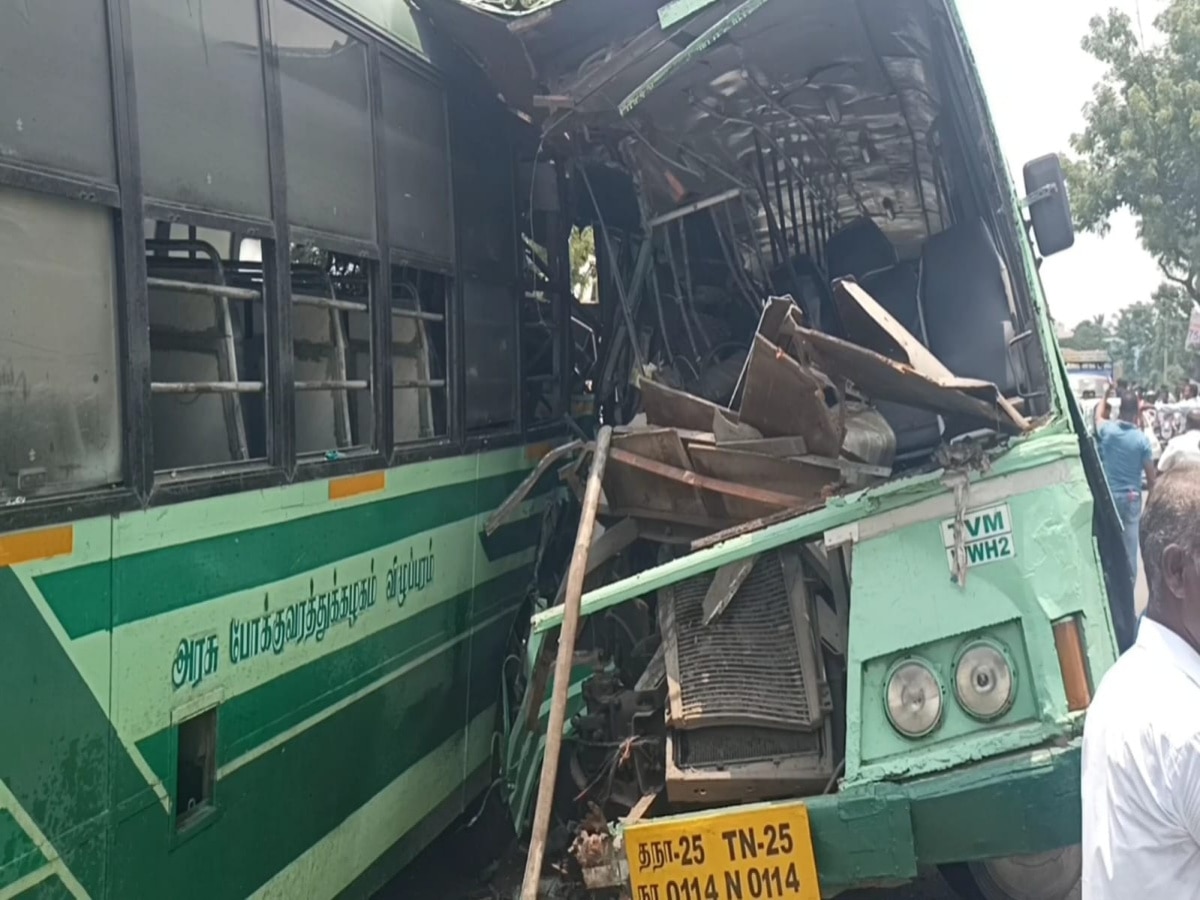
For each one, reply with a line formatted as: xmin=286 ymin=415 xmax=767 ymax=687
xmin=1108 ymin=283 xmax=1199 ymax=387
xmin=569 ymin=225 xmax=596 ymax=302
xmin=1065 ymin=0 xmax=1200 ymax=302
xmin=1060 ymin=314 xmax=1111 ymax=351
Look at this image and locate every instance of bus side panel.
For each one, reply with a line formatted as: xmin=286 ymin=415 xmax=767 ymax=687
xmin=80 ymin=452 xmax=528 ymax=899
xmin=462 ymin=447 xmax=551 ymax=813
xmin=0 ymin=517 xmax=113 ymax=900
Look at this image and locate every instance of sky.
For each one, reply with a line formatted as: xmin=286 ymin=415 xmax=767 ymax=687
xmin=955 ymin=0 xmax=1166 ymax=330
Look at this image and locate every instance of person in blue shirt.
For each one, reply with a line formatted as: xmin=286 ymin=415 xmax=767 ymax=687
xmin=1095 ymin=389 xmax=1157 ymax=592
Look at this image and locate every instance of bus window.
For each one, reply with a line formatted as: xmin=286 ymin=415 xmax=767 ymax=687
xmin=146 ymin=224 xmax=268 ymax=471
xmin=519 ymin=157 xmax=566 ymax=426
xmin=380 ymin=57 xmax=453 ymax=265
xmin=290 ymin=244 xmax=375 ymax=456
xmin=450 ymin=95 xmax=517 ymax=281
xmin=0 ymin=187 xmax=122 ymax=498
xmin=391 ymin=266 xmax=448 ymax=443
xmin=0 ymin=0 xmax=115 ymax=182
xmin=271 ymin=0 xmax=376 ymax=243
xmin=463 ymin=279 xmax=518 ymax=432
xmin=128 ymin=0 xmax=271 ymax=218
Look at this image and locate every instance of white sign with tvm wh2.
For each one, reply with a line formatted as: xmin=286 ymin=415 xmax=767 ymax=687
xmin=940 ymin=502 xmax=1016 ymax=572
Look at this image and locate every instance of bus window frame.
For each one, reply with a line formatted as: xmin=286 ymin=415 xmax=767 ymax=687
xmin=455 ymin=99 xmax=525 ymax=452
xmin=0 ymin=0 xmax=574 ymax=536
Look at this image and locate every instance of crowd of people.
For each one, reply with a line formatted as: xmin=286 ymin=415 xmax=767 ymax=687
xmin=1082 ymin=378 xmax=1200 ymax=896
xmin=1088 ymin=380 xmax=1200 ymax=589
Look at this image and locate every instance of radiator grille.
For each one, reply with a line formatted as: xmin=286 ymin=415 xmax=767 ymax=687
xmin=660 ymin=551 xmax=823 ymax=731
xmin=675 ymin=725 xmax=823 ymax=768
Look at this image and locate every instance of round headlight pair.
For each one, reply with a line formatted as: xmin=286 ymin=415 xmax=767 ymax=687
xmin=954 ymin=640 xmax=1015 ymax=720
xmin=884 ymin=641 xmax=1015 ymax=738
xmin=885 ymin=659 xmax=942 ymax=738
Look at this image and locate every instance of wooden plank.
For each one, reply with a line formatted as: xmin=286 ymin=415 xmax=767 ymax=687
xmin=600 ymin=505 xmax=734 ymax=531
xmin=738 ymin=334 xmax=843 ymax=456
xmin=701 ymin=555 xmax=758 ymax=625
xmin=522 ymin=427 xmax=613 ymax=900
xmin=687 ymin=445 xmax=835 ymax=518
xmin=615 ymin=424 xmax=715 ymax=444
xmin=605 ymin=429 xmax=710 ymax=520
xmin=621 ymin=791 xmax=661 ymax=826
xmin=640 ymin=378 xmax=736 ymax=432
xmin=793 ymin=326 xmax=1027 ymax=434
xmin=721 ymin=436 xmax=809 ymax=457
xmin=689 ymin=506 xmax=811 ymax=551
xmin=485 ymin=439 xmax=583 ymax=535
xmin=712 ymin=408 xmax=761 ymax=443
xmin=808 ymin=280 xmax=1030 ymax=432
xmin=834 ymin=278 xmax=955 ymax=377
xmin=792 ymin=455 xmax=891 ymax=479
xmin=607 ymin=447 xmax=809 ymax=510
xmin=552 ymin=518 xmax=640 ymax=605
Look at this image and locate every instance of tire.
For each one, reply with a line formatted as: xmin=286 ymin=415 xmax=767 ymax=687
xmin=944 ymin=845 xmax=1082 ymax=900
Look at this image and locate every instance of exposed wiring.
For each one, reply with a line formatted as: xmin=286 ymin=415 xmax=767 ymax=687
xmin=461 ymin=777 xmax=506 ymax=830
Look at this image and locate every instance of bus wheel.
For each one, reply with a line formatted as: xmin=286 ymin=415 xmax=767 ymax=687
xmin=944 ymin=845 xmax=1081 ymax=900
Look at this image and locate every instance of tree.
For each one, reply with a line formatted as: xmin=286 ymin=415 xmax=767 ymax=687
xmin=569 ymin=226 xmax=596 ymax=304
xmin=1065 ymin=1 xmax=1200 ymax=303
xmin=1109 ymin=283 xmax=1199 ymax=387
xmin=1060 ymin=313 xmax=1112 ymax=351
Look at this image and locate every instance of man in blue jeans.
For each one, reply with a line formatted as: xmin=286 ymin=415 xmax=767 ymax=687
xmin=1095 ymin=390 xmax=1157 ymax=592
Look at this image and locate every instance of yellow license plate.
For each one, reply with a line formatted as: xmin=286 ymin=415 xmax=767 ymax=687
xmin=624 ymin=802 xmax=820 ymax=900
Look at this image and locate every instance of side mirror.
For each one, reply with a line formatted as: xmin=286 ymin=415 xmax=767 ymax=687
xmin=1022 ymin=154 xmax=1075 ymax=257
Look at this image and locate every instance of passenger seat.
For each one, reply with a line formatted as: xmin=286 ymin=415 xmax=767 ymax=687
xmin=826 ymin=218 xmax=941 ymax=455
xmin=919 ymin=218 xmax=1025 ymax=396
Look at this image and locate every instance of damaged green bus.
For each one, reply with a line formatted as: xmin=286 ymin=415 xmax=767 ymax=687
xmin=0 ymin=0 xmax=1128 ymax=898
xmin=481 ymin=0 xmax=1131 ymax=899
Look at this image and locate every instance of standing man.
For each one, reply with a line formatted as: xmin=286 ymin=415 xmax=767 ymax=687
xmin=1082 ymin=466 xmax=1200 ymax=898
xmin=1160 ymin=410 xmax=1200 ymax=473
xmin=1095 ymin=389 xmax=1156 ymax=590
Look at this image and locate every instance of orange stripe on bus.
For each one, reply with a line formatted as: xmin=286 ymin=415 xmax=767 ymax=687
xmin=525 ymin=442 xmax=553 ymax=463
xmin=0 ymin=525 xmax=74 ymax=567
xmin=328 ymin=471 xmax=386 ymax=501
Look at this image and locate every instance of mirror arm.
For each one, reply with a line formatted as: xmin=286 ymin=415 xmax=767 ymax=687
xmin=1020 ymin=183 xmax=1059 ymax=208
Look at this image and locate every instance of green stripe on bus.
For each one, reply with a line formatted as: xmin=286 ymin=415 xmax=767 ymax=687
xmin=478 ymin=514 xmax=544 ymax=563
xmin=333 ymin=760 xmax=492 ymax=900
xmin=129 ymin=565 xmax=531 ymax=789
xmin=10 ymin=873 xmax=71 ymax=900
xmin=0 ymin=569 xmax=141 ymax=900
xmin=1 ymin=565 xmax=518 ymax=900
xmin=0 ymin=810 xmax=43 ymax=892
xmin=34 ymin=468 xmax=548 ymax=639
xmin=110 ymin=615 xmax=513 ymax=899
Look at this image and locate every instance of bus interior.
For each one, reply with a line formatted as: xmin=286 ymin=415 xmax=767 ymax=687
xmin=477 ymin=0 xmax=1065 ymax=468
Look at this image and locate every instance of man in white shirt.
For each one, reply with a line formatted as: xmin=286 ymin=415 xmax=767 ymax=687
xmin=1159 ymin=410 xmax=1200 ymax=473
xmin=1082 ymin=464 xmax=1200 ymax=898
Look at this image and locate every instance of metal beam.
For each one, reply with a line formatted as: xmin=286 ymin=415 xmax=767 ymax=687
xmin=619 ymin=0 xmax=775 ymax=116
xmin=646 ymin=187 xmax=742 ymax=228
xmin=657 ymin=0 xmax=722 ymax=30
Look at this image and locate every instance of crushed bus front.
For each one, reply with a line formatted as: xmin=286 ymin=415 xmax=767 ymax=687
xmin=503 ymin=430 xmax=1115 ymax=899
xmin=423 ymin=0 xmax=1128 ymax=896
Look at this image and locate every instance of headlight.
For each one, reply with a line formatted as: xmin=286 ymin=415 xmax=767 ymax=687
xmin=885 ymin=659 xmax=943 ymax=738
xmin=954 ymin=641 xmax=1014 ymax=720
